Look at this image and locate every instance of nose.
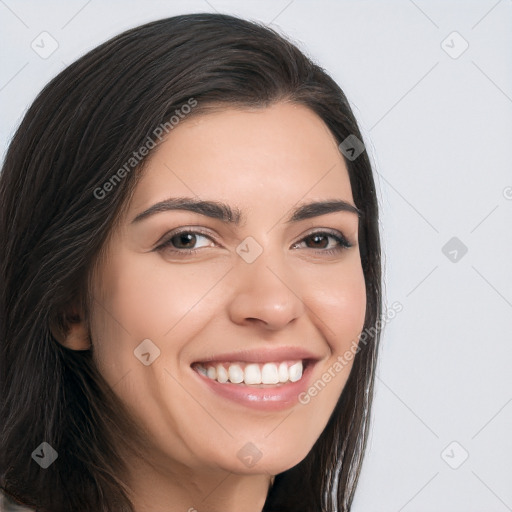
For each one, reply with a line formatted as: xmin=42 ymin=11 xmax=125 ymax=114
xmin=227 ymin=248 xmax=305 ymax=331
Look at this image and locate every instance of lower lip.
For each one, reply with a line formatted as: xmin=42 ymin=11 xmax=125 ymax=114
xmin=190 ymin=362 xmax=316 ymax=411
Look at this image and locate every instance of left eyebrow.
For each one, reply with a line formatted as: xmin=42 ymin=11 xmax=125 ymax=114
xmin=130 ymin=197 xmax=361 ymax=225
xmin=285 ymin=200 xmax=362 ymax=223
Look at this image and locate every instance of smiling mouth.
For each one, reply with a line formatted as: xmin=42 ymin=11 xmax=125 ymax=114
xmin=191 ymin=359 xmax=313 ymax=386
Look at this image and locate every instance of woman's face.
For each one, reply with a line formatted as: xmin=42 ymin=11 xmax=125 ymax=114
xmin=89 ymin=102 xmax=366 ymax=477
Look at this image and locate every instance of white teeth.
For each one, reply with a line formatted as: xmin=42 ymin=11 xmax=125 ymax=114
xmin=261 ymin=363 xmax=279 ymax=384
xmin=244 ymin=364 xmax=262 ymax=385
xmin=289 ymin=362 xmax=303 ymax=382
xmin=228 ymin=364 xmax=244 ymax=384
xmin=197 ymin=360 xmax=305 ymax=385
xmin=278 ymin=362 xmax=289 ymax=383
xmin=216 ymin=364 xmax=228 ymax=383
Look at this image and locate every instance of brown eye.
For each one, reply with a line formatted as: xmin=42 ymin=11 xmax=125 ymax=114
xmin=304 ymin=234 xmax=330 ymax=249
xmin=292 ymin=230 xmax=352 ymax=255
xmin=156 ymin=229 xmax=216 ymax=255
xmin=171 ymin=232 xmax=198 ymax=249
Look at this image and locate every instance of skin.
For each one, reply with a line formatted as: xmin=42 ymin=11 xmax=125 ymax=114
xmin=63 ymin=102 xmax=367 ymax=512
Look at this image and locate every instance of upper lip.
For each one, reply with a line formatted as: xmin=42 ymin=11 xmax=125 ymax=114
xmin=192 ymin=346 xmax=323 ymax=364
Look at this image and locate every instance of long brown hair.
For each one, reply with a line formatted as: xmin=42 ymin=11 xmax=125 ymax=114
xmin=0 ymin=13 xmax=381 ymax=511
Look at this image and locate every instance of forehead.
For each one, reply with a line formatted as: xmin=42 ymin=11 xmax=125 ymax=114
xmin=129 ymin=102 xmax=353 ymax=214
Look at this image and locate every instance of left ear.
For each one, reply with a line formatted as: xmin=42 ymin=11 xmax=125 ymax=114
xmin=50 ymin=307 xmax=91 ymax=351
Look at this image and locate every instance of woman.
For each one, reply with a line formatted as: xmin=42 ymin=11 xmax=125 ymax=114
xmin=0 ymin=13 xmax=382 ymax=512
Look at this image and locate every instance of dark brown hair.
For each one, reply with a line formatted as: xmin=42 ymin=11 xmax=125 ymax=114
xmin=0 ymin=13 xmax=381 ymax=512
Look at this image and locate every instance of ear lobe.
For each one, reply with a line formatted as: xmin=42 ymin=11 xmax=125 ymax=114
xmin=50 ymin=310 xmax=91 ymax=351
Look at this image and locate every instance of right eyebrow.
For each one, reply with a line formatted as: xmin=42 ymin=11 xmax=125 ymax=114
xmin=131 ymin=197 xmax=243 ymax=225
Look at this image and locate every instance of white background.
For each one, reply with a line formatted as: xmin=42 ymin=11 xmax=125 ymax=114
xmin=1 ymin=1 xmax=511 ymax=511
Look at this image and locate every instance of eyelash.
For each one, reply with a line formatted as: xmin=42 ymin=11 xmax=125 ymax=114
xmin=155 ymin=227 xmax=353 ymax=257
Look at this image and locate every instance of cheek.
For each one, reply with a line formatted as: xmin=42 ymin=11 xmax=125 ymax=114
xmin=89 ymin=252 xmax=230 ymax=379
xmin=331 ymin=275 xmax=367 ymax=354
xmin=296 ymin=258 xmax=366 ymax=408
xmin=305 ymin=257 xmax=367 ymax=352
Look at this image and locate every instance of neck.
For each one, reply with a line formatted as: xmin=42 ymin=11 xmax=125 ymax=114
xmin=125 ymin=456 xmax=273 ymax=512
